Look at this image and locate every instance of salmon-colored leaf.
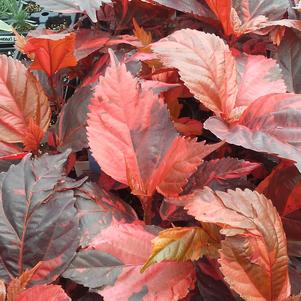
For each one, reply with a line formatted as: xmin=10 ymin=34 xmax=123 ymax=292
xmin=185 ymin=187 xmax=290 ymax=301
xmin=64 ymin=223 xmax=195 ymax=301
xmin=142 ymin=226 xmax=220 ymax=272
xmin=0 ymin=280 xmax=6 ymax=301
xmin=174 ymin=117 xmax=203 ymax=137
xmin=151 ymin=29 xmax=238 ymax=118
xmin=235 ymin=54 xmax=286 ymax=108
xmin=87 ymin=51 xmax=222 ymax=197
xmin=0 ymin=55 xmax=50 ymax=143
xmin=23 ymin=32 xmax=77 ymax=77
xmin=14 ymin=284 xmax=70 ymax=301
xmin=205 ymin=93 xmax=301 ymax=172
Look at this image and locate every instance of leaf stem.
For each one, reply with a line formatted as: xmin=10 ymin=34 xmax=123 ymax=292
xmin=139 ymin=196 xmax=152 ymax=225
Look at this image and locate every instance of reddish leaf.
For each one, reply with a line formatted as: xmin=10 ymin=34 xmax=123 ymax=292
xmin=55 ymin=86 xmax=93 ymax=152
xmin=32 ymin=0 xmax=111 ymax=22
xmin=182 ymin=157 xmax=260 ymax=194
xmin=196 ymin=259 xmax=238 ymax=301
xmin=256 ymin=161 xmax=301 ymax=255
xmin=151 ymin=29 xmax=238 ymax=118
xmin=23 ymin=118 xmax=44 ymax=152
xmin=64 ymin=223 xmax=195 ymax=301
xmin=23 ymin=32 xmax=77 ymax=77
xmin=257 ymin=161 xmax=301 ymax=216
xmin=0 ymin=152 xmax=81 ymax=285
xmin=185 ymin=187 xmax=290 ymax=301
xmin=205 ymin=93 xmax=301 ymax=172
xmin=0 ymin=55 xmax=50 ymax=143
xmin=87 ymin=51 xmax=222 ymax=197
xmin=204 ymin=0 xmax=234 ymax=36
xmin=174 ymin=117 xmax=203 ymax=137
xmin=14 ymin=284 xmax=70 ymax=301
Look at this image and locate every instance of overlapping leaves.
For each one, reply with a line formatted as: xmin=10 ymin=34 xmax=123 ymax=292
xmin=152 ymin=29 xmax=286 ymax=120
xmin=87 ymin=51 xmax=222 ymax=197
xmin=185 ymin=187 xmax=291 ymax=301
xmin=64 ymin=223 xmax=195 ymax=301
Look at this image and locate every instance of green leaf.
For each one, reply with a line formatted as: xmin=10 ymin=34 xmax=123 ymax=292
xmin=0 ymin=20 xmax=12 ymax=32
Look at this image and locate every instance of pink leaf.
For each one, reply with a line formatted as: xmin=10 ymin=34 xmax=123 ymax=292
xmin=205 ymin=93 xmax=301 ymax=172
xmin=64 ymin=223 xmax=195 ymax=301
xmin=151 ymin=29 xmax=238 ymax=118
xmin=235 ymin=54 xmax=286 ymax=108
xmin=14 ymin=285 xmax=70 ymax=301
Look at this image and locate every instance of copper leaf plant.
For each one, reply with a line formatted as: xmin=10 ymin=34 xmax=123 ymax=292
xmin=2 ymin=0 xmax=301 ymax=300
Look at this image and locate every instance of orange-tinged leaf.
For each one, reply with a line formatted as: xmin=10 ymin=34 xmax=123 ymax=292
xmin=133 ymin=18 xmax=152 ymax=47
xmin=174 ymin=117 xmax=202 ymax=137
xmin=0 ymin=55 xmax=51 ymax=143
xmin=87 ymin=51 xmax=222 ymax=197
xmin=14 ymin=284 xmax=70 ymax=301
xmin=142 ymin=226 xmax=220 ymax=272
xmin=0 ymin=280 xmax=6 ymax=301
xmin=185 ymin=187 xmax=290 ymax=301
xmin=11 ymin=29 xmax=35 ymax=60
xmin=205 ymin=0 xmax=234 ymax=36
xmin=23 ymin=32 xmax=77 ymax=77
xmin=7 ymin=263 xmax=41 ymax=301
xmin=23 ymin=118 xmax=44 ymax=152
xmin=151 ymin=29 xmax=238 ymax=118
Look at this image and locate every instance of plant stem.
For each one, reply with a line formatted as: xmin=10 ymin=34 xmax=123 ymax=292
xmin=139 ymin=196 xmax=152 ymax=225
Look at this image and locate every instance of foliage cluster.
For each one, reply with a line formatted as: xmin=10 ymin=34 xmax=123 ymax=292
xmin=1 ymin=0 xmax=301 ymax=300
